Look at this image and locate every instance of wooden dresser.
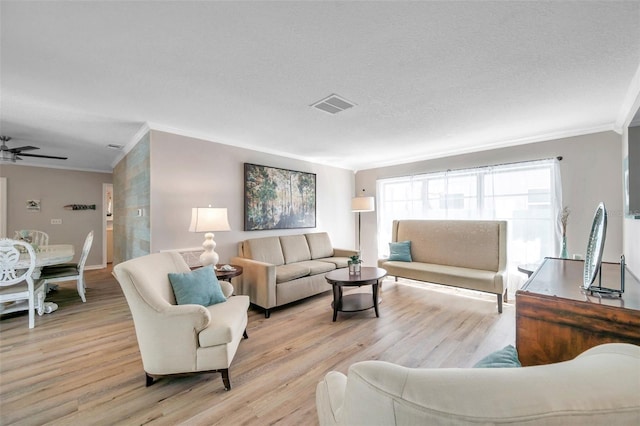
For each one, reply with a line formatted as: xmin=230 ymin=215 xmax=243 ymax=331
xmin=516 ymin=257 xmax=640 ymax=366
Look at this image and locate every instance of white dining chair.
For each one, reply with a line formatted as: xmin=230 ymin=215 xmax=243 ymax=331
xmin=0 ymin=239 xmax=47 ymax=328
xmin=14 ymin=230 xmax=49 ymax=246
xmin=40 ymin=230 xmax=93 ymax=302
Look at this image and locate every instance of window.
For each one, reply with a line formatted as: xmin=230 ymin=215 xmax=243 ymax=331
xmin=376 ymin=159 xmax=562 ymax=294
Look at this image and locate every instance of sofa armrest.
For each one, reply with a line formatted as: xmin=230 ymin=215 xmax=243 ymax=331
xmin=316 ymin=371 xmax=348 ymax=426
xmin=333 ymin=248 xmax=358 ymax=258
xmin=230 ymin=256 xmax=277 ymax=309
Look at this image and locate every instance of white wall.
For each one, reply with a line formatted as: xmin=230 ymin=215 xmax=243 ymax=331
xmin=149 ymin=130 xmax=355 ymax=263
xmin=0 ymin=164 xmax=112 ymax=267
xmin=356 ymin=131 xmax=623 ymax=265
xmin=623 ymin=125 xmax=640 ymax=274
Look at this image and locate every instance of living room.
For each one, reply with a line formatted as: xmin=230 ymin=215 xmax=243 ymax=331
xmin=2 ymin=1 xmax=640 ymax=424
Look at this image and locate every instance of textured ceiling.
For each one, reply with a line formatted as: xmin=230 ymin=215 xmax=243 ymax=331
xmin=1 ymin=1 xmax=639 ymax=172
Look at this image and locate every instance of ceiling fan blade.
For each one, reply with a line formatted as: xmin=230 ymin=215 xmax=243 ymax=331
xmin=18 ymin=152 xmax=68 ymax=160
xmin=9 ymin=145 xmax=39 ymax=152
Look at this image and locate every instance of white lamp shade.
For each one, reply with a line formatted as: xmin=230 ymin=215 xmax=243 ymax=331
xmin=351 ymin=196 xmax=375 ymax=212
xmin=189 ymin=207 xmax=231 ymax=233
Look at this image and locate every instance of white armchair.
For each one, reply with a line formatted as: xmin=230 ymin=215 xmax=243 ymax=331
xmin=317 ymin=343 xmax=640 ymax=425
xmin=112 ymin=251 xmax=250 ymax=390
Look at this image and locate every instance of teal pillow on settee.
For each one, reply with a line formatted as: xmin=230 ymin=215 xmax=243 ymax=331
xmin=473 ymin=345 xmax=521 ymax=368
xmin=389 ymin=241 xmax=412 ymax=262
xmin=168 ymin=265 xmax=227 ymax=307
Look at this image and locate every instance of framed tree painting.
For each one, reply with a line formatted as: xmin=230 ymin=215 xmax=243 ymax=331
xmin=244 ymin=163 xmax=316 ymax=230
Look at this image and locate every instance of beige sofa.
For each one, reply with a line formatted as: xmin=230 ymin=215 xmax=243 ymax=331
xmin=316 ymin=343 xmax=640 ymax=425
xmin=378 ymin=219 xmax=508 ymax=313
xmin=231 ymin=232 xmax=357 ymax=318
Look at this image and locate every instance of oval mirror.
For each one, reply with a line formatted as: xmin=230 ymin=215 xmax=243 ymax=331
xmin=583 ymin=202 xmax=607 ymax=289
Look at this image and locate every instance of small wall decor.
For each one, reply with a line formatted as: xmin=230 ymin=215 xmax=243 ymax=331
xmin=64 ymin=204 xmax=96 ymax=211
xmin=244 ymin=163 xmax=316 ymax=230
xmin=26 ymin=200 xmax=40 ymax=212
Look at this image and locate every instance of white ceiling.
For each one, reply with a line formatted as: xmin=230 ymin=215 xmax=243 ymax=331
xmin=1 ymin=1 xmax=639 ymax=173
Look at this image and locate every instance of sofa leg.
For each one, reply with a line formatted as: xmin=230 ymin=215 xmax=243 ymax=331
xmin=221 ymin=368 xmax=231 ymax=391
xmin=145 ymin=373 xmax=155 ymax=387
xmin=497 ymin=294 xmax=503 ymax=314
xmin=503 ymin=288 xmax=509 ymax=303
xmin=264 ymin=309 xmax=271 ymax=319
xmin=243 ymin=329 xmax=249 ymax=339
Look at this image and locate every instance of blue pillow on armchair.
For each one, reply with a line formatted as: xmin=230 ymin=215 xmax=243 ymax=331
xmin=473 ymin=345 xmax=522 ymax=368
xmin=388 ymin=241 xmax=412 ymax=262
xmin=168 ymin=265 xmax=227 ymax=307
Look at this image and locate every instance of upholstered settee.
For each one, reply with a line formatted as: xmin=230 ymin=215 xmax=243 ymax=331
xmin=378 ymin=219 xmax=508 ymax=313
xmin=231 ymin=232 xmax=357 ymax=318
xmin=316 ymin=343 xmax=640 ymax=426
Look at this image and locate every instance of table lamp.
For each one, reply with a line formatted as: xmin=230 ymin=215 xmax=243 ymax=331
xmin=189 ymin=206 xmax=231 ymax=268
xmin=351 ymin=196 xmax=375 ymax=252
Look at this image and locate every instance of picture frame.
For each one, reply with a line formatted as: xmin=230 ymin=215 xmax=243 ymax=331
xmin=244 ymin=163 xmax=316 ymax=230
xmin=26 ymin=199 xmax=40 ymax=212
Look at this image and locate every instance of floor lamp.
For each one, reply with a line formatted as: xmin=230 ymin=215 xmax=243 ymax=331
xmin=351 ymin=196 xmax=375 ymax=252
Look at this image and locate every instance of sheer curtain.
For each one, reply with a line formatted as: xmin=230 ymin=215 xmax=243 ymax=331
xmin=376 ymin=159 xmax=562 ymax=296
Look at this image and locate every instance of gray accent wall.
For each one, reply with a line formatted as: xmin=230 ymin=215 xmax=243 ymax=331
xmin=113 ymin=131 xmax=151 ymax=263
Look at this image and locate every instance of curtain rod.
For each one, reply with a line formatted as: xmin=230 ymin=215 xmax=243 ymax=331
xmin=441 ymin=156 xmax=563 ymax=173
xmin=377 ymin=157 xmax=563 ymax=182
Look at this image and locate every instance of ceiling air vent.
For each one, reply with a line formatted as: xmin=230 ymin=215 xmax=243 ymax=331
xmin=311 ymin=94 xmax=355 ymax=114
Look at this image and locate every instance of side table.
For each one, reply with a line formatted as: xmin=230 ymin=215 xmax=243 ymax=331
xmin=325 ymin=267 xmax=387 ymax=322
xmin=215 ymin=264 xmax=243 ymax=282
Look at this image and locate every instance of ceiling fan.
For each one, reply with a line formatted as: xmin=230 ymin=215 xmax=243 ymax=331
xmin=0 ymin=136 xmax=68 ymax=162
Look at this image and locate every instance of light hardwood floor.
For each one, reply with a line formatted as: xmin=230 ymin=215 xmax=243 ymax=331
xmin=1 ymin=267 xmax=515 ymax=425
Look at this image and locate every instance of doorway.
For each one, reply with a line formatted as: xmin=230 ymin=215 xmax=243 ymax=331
xmin=103 ymin=183 xmax=114 ymax=265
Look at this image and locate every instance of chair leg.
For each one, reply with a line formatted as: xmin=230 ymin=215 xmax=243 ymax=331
xmin=145 ymin=373 xmax=155 ymax=387
xmin=220 ymin=368 xmax=231 ymax=391
xmin=497 ymin=294 xmax=503 ymax=314
xmin=78 ymin=277 xmax=86 ymax=302
xmin=243 ymin=329 xmax=249 ymax=339
xmin=28 ymin=295 xmax=35 ymax=329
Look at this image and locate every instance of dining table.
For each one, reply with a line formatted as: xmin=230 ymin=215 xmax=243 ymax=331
xmin=16 ymin=244 xmax=75 ymax=279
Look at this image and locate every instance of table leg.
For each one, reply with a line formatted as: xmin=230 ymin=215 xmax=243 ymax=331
xmin=373 ymin=281 xmax=380 ymax=318
xmin=332 ymin=284 xmax=341 ymax=322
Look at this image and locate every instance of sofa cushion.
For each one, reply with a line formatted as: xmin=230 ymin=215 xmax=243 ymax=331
xmin=381 ymin=261 xmax=500 ymax=294
xmin=395 ymin=220 xmax=502 ymax=271
xmin=389 ymin=240 xmax=412 ymax=262
xmin=473 ymin=345 xmax=521 ymax=368
xmin=168 ymin=265 xmax=227 ymax=306
xmin=276 ymin=263 xmax=311 ymax=284
xmin=297 ymin=260 xmax=336 ymax=275
xmin=246 ymin=236 xmax=285 ymax=266
xmin=316 ymin=256 xmax=350 ymax=268
xmin=280 ymin=234 xmax=312 ymax=264
xmin=305 ymin=232 xmax=334 ymax=259
xmin=198 ymin=295 xmax=249 ymax=347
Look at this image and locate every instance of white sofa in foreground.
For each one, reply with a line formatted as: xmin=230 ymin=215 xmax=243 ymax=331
xmin=378 ymin=219 xmax=508 ymax=313
xmin=316 ymin=343 xmax=640 ymax=425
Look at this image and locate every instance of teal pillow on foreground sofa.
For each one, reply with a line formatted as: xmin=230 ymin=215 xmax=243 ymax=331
xmin=168 ymin=265 xmax=227 ymax=306
xmin=473 ymin=345 xmax=521 ymax=368
xmin=388 ymin=240 xmax=412 ymax=261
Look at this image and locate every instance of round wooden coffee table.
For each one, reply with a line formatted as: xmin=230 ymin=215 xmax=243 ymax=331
xmin=325 ymin=267 xmax=387 ymax=322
